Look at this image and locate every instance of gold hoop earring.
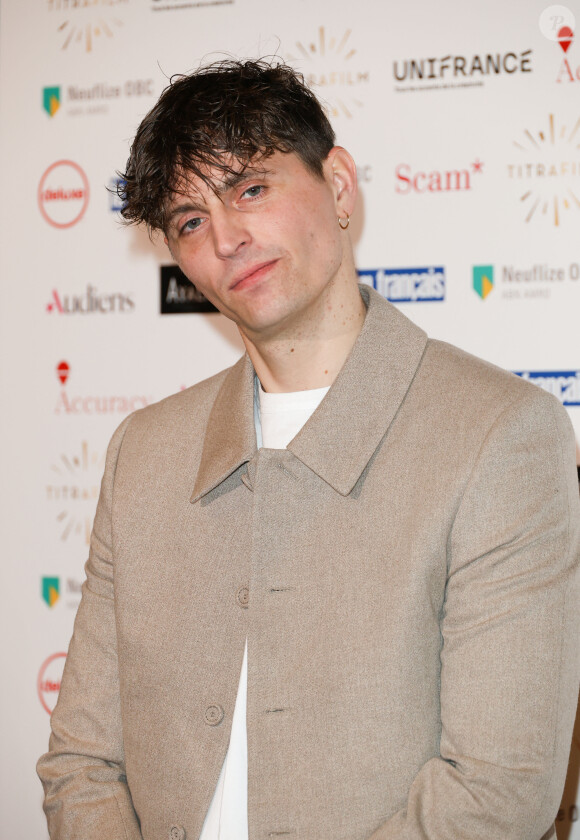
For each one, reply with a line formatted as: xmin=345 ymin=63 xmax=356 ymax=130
xmin=338 ymin=214 xmax=350 ymax=230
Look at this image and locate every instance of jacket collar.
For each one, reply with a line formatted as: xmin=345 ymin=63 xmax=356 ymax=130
xmin=191 ymin=286 xmax=427 ymax=502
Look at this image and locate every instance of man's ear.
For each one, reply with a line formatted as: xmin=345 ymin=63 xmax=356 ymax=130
xmin=324 ymin=146 xmax=358 ymax=219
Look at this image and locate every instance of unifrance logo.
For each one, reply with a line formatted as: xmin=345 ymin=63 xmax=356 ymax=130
xmin=43 ymin=86 xmax=61 ymax=117
xmin=393 ymin=49 xmax=532 ymax=93
xmin=358 ymin=267 xmax=445 ymax=303
xmin=47 ymin=0 xmax=129 ymax=53
xmin=507 ymin=114 xmax=580 ymax=226
xmin=37 ymin=652 xmax=66 ymax=714
xmin=473 ymin=265 xmax=494 ymax=299
xmin=284 ymin=26 xmax=370 ymax=118
xmin=42 ymin=577 xmax=60 ymax=608
xmin=38 ymin=160 xmax=89 ymax=228
xmin=396 ymin=159 xmax=483 ymax=194
xmin=514 ymin=371 xmax=580 ymax=406
xmin=46 ymin=285 xmax=134 ymax=314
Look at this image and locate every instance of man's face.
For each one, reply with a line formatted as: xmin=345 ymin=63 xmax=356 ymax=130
xmin=164 ymin=149 xmax=352 ymax=343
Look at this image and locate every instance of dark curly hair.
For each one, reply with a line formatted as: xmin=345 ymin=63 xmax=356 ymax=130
xmin=118 ymin=58 xmax=336 ymax=233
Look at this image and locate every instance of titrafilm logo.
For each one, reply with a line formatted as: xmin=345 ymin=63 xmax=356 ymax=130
xmin=507 ymin=114 xmax=580 ymax=226
xmin=46 ymin=440 xmax=104 ymax=545
xmin=38 ymin=160 xmax=89 ymax=228
xmin=48 ymin=0 xmax=129 ymax=53
xmin=285 ymin=26 xmax=370 ymax=118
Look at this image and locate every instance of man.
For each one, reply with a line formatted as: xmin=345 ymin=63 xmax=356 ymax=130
xmin=38 ymin=59 xmax=580 ymax=840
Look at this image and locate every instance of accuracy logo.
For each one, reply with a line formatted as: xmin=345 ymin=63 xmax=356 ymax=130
xmin=43 ymin=86 xmax=61 ymax=117
xmin=38 ymin=160 xmax=89 ymax=228
xmin=514 ymin=370 xmax=580 ymax=406
xmin=284 ymin=26 xmax=369 ymax=118
xmin=473 ymin=265 xmax=494 ymax=299
xmin=48 ymin=0 xmax=129 ymax=54
xmin=42 ymin=577 xmax=60 ymax=608
xmin=53 ymin=359 xmax=152 ymax=415
xmin=358 ymin=266 xmax=445 ymax=303
xmin=37 ymin=652 xmax=66 ymax=714
xmin=507 ymin=114 xmax=580 ymax=226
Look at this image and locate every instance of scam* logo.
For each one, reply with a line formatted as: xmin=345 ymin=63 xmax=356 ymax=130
xmin=284 ymin=26 xmax=369 ymax=118
xmin=38 ymin=160 xmax=89 ymax=229
xmin=507 ymin=114 xmax=580 ymax=226
xmin=47 ymin=0 xmax=128 ymax=53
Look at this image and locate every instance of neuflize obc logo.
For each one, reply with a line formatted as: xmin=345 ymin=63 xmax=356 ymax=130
xmin=514 ymin=370 xmax=580 ymax=405
xmin=357 ymin=267 xmax=445 ymax=303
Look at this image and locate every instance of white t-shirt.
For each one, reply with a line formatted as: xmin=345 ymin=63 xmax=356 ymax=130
xmin=199 ymin=380 xmax=329 ymax=840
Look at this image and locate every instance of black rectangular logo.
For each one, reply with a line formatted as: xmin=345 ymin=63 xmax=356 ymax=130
xmin=160 ymin=265 xmax=218 ymax=314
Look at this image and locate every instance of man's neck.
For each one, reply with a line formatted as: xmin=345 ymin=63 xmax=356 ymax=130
xmin=240 ymin=280 xmax=366 ymax=393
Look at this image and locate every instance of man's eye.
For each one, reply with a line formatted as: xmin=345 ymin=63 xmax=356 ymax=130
xmin=242 ymin=185 xmax=263 ymax=199
xmin=181 ymin=217 xmax=202 ymax=233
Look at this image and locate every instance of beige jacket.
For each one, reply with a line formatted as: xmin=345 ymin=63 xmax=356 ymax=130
xmin=38 ymin=286 xmax=580 ymax=840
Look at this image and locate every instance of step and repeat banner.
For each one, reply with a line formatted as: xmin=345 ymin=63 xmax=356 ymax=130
xmin=0 ymin=0 xmax=579 ymax=836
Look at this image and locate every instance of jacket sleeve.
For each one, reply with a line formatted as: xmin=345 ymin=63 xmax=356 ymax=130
xmin=370 ymin=388 xmax=580 ymax=840
xmin=37 ymin=415 xmax=143 ymax=840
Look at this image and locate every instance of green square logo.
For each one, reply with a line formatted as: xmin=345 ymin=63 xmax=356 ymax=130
xmin=473 ymin=265 xmax=494 ymax=299
xmin=42 ymin=577 xmax=60 ymax=608
xmin=43 ymin=86 xmax=61 ymax=117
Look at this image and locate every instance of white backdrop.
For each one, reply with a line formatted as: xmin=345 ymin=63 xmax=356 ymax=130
xmin=0 ymin=0 xmax=578 ymax=836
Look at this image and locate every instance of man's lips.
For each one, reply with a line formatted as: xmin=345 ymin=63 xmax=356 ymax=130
xmin=229 ymin=259 xmax=279 ymax=291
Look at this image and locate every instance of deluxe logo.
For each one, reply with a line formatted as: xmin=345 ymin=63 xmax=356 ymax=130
xmin=53 ymin=359 xmax=152 ymax=415
xmin=393 ymin=48 xmax=532 ymax=93
xmin=473 ymin=265 xmax=494 ymax=299
xmin=47 ymin=441 xmax=104 ymax=544
xmin=507 ymin=113 xmax=580 ymax=226
xmin=48 ymin=0 xmax=129 ymax=54
xmin=161 ymin=265 xmax=218 ymax=314
xmin=38 ymin=160 xmax=89 ymax=228
xmin=396 ymin=159 xmax=483 ymax=194
xmin=285 ymin=26 xmax=370 ymax=118
xmin=46 ymin=284 xmax=134 ymax=314
xmin=43 ymin=86 xmax=61 ymax=117
xmin=37 ymin=652 xmax=66 ymax=714
xmin=514 ymin=370 xmax=580 ymax=406
xmin=358 ymin=266 xmax=445 ymax=303
xmin=151 ymin=0 xmax=233 ymax=10
xmin=42 ymin=577 xmax=60 ymax=608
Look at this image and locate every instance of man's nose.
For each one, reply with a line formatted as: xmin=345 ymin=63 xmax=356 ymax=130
xmin=211 ymin=206 xmax=251 ymax=258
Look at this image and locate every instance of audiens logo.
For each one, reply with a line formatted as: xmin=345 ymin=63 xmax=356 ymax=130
xmin=396 ymin=159 xmax=483 ymax=194
xmin=46 ymin=285 xmax=134 ymax=314
xmin=284 ymin=26 xmax=370 ymax=119
xmin=53 ymin=359 xmax=152 ymax=416
xmin=160 ymin=265 xmax=218 ymax=314
xmin=37 ymin=652 xmax=66 ymax=714
xmin=358 ymin=267 xmax=445 ymax=303
xmin=47 ymin=0 xmax=129 ymax=54
xmin=38 ymin=160 xmax=89 ymax=228
xmin=514 ymin=371 xmax=580 ymax=406
xmin=506 ymin=114 xmax=580 ymax=227
xmin=393 ymin=48 xmax=532 ymax=93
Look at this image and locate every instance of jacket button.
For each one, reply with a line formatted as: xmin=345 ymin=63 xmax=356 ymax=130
xmin=169 ymin=826 xmax=186 ymax=840
xmin=204 ymin=704 xmax=224 ymax=726
xmin=236 ymin=585 xmax=249 ymax=608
